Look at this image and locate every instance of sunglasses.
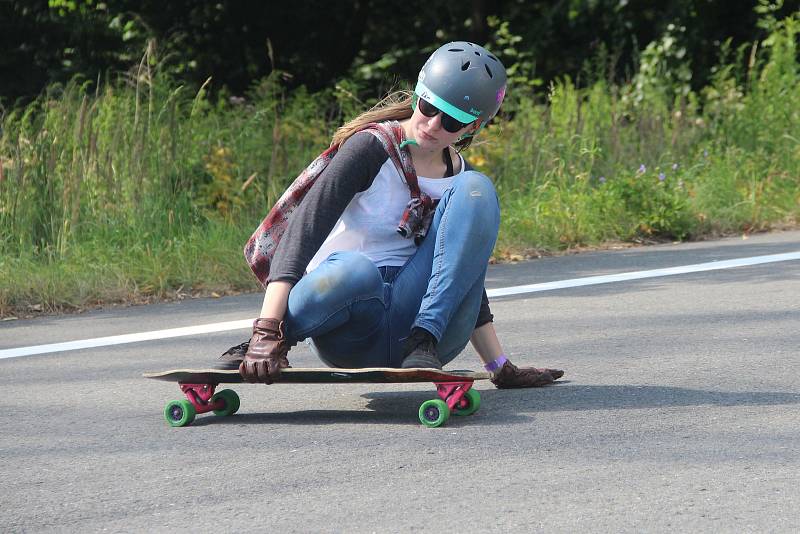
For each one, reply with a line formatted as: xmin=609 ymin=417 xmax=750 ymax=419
xmin=417 ymin=98 xmax=471 ymax=133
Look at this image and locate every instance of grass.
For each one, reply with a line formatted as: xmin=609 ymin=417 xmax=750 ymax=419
xmin=1 ymin=14 xmax=799 ymax=318
xmin=0 ymin=222 xmax=255 ymax=315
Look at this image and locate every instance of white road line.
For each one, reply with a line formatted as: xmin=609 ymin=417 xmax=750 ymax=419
xmin=0 ymin=320 xmax=253 ymax=359
xmin=1 ymin=251 xmax=798 ymax=359
xmin=486 ymin=251 xmax=800 ymax=298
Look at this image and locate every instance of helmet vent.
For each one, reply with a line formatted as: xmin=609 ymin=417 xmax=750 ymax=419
xmin=485 ymin=64 xmax=493 ymax=78
xmin=461 ymin=61 xmax=471 ymax=71
xmin=474 ymin=51 xmax=481 ymax=56
xmin=448 ymin=48 xmax=464 ymax=52
xmin=488 ymin=54 xmax=499 ymax=62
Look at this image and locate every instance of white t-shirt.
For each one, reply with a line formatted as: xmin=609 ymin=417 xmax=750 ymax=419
xmin=306 ymin=153 xmax=466 ymax=272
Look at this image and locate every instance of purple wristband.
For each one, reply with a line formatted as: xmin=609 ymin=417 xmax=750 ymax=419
xmin=484 ymin=355 xmax=508 ymax=372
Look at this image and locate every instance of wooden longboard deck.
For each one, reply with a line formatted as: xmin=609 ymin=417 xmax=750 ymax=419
xmin=143 ymin=367 xmax=490 ymax=384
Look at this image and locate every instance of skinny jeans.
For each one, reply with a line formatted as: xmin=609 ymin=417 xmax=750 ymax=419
xmin=282 ymin=171 xmax=500 ymax=368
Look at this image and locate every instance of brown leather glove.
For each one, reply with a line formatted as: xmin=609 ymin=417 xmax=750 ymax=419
xmin=490 ymin=360 xmax=564 ymax=389
xmin=239 ymin=318 xmax=291 ymax=383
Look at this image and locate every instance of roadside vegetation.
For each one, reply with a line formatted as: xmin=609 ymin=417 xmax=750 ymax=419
xmin=1 ymin=13 xmax=798 ymax=318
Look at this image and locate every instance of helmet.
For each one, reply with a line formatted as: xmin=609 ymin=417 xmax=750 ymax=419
xmin=414 ymin=42 xmax=507 ymax=128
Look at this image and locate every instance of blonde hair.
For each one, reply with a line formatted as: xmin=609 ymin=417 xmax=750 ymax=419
xmin=331 ymin=90 xmax=474 ymax=152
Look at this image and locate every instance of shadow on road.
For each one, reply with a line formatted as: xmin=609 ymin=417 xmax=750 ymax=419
xmin=363 ymin=383 xmax=800 ymax=420
xmin=194 ymin=388 xmax=530 ymax=427
xmin=478 ymin=383 xmax=800 ymax=412
xmin=193 ymin=409 xmax=423 ymax=426
xmin=170 ymin=383 xmax=800 ymax=427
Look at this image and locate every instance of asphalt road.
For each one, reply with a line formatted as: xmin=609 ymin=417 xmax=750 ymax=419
xmin=1 ymin=230 xmax=799 ymax=533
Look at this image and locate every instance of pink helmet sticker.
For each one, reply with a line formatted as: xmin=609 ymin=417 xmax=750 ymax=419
xmin=496 ymin=86 xmax=506 ymax=104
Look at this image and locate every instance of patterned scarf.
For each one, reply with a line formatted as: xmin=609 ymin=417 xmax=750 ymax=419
xmin=244 ymin=120 xmax=433 ymax=286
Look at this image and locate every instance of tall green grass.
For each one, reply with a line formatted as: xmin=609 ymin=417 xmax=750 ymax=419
xmin=1 ymin=15 xmax=798 ymax=316
xmin=473 ymin=13 xmax=800 ymax=254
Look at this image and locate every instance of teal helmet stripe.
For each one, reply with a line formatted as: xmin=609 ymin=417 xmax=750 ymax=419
xmin=414 ymin=80 xmax=479 ymax=124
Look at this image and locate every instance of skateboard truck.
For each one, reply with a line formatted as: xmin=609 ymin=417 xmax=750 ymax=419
xmin=418 ymin=380 xmax=481 ymax=428
xmin=163 ymin=383 xmax=241 ymax=427
xmin=180 ymin=383 xmax=224 ymax=412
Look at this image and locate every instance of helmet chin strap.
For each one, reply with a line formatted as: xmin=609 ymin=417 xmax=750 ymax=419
xmin=458 ymin=119 xmax=484 ymax=141
xmin=401 ymin=99 xmax=419 ymax=149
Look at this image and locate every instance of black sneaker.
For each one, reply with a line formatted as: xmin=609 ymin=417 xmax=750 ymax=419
xmin=215 ymin=340 xmax=249 ymax=370
xmin=400 ymin=327 xmax=442 ymax=369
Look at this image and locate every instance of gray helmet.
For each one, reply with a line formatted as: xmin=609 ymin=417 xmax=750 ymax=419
xmin=414 ymin=41 xmax=507 ymax=127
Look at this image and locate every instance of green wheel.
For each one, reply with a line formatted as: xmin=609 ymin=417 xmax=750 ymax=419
xmin=418 ymin=399 xmax=450 ymax=428
xmin=164 ymin=399 xmax=196 ymax=427
xmin=211 ymin=389 xmax=240 ymax=417
xmin=452 ymin=388 xmax=481 ymax=417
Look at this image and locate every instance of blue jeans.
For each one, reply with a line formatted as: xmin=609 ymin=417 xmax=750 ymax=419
xmin=282 ymin=171 xmax=500 ymax=368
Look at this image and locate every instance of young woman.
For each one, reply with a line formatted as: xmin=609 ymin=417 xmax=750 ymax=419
xmin=220 ymin=42 xmax=564 ymax=388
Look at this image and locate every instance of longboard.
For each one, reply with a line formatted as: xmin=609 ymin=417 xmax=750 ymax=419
xmin=144 ymin=367 xmax=491 ymax=428
xmin=144 ymin=367 xmax=488 ymax=384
